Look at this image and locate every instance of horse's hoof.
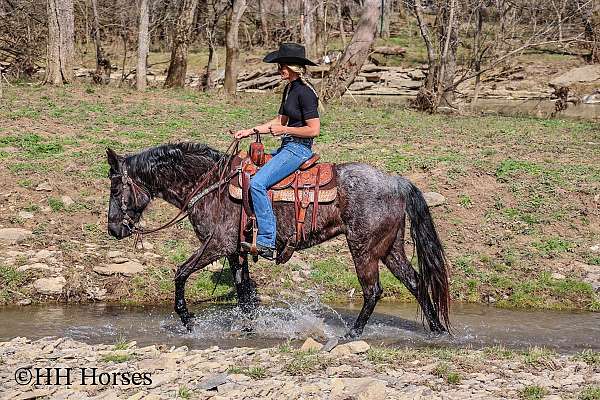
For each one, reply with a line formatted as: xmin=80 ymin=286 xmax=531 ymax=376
xmin=181 ymin=313 xmax=196 ymax=332
xmin=342 ymin=328 xmax=362 ymax=340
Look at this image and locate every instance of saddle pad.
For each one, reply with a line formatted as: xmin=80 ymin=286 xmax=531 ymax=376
xmin=229 ymin=184 xmax=338 ymax=203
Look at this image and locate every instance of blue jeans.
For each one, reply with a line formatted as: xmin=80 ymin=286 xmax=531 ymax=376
xmin=250 ymin=142 xmax=313 ymax=248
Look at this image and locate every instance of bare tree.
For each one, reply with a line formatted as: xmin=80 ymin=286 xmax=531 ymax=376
xmin=90 ymin=0 xmax=110 ymax=84
xmin=136 ymin=0 xmax=149 ymax=90
xmin=258 ymin=0 xmax=269 ymax=44
xmin=46 ymin=0 xmax=74 ymax=85
xmin=321 ymin=0 xmax=381 ymax=102
xmin=302 ymin=0 xmax=317 ymax=59
xmin=165 ymin=0 xmax=199 ymax=88
xmin=224 ymin=0 xmax=247 ymax=95
xmin=575 ymin=0 xmax=599 ymax=63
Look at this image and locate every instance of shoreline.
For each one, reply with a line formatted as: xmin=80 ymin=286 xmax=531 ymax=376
xmin=1 ymin=336 xmax=598 ymax=400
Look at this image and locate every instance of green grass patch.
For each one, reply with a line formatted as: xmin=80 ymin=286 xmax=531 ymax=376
xmin=101 ymin=353 xmax=132 ymax=363
xmin=520 ymin=385 xmax=548 ymax=400
xmin=227 ymin=366 xmax=267 ymax=379
xmin=284 ymin=350 xmax=323 ymax=375
xmin=574 ymin=349 xmax=600 ymax=366
xmin=580 ymin=387 xmax=600 ymax=400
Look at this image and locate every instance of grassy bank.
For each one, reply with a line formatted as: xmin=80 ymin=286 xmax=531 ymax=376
xmin=0 ymin=84 xmax=599 ymax=311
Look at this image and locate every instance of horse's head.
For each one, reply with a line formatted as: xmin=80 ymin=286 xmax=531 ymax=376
xmin=106 ymin=148 xmax=152 ymax=239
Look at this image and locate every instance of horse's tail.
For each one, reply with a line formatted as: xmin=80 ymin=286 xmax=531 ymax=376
xmin=397 ymin=177 xmax=450 ymax=331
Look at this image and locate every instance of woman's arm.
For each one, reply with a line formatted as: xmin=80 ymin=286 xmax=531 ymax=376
xmin=270 ymin=118 xmax=320 ymax=138
xmin=233 ymin=115 xmax=288 ymax=139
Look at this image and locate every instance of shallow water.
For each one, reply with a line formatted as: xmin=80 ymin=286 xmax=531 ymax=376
xmin=0 ymin=300 xmax=597 ymax=353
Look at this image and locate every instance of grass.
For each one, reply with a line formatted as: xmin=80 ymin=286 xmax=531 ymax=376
xmin=521 ymin=347 xmax=555 ymax=366
xmin=0 ymin=265 xmax=28 ymax=302
xmin=574 ymin=350 xmax=600 ymax=366
xmin=284 ymin=349 xmax=324 ymax=375
xmin=177 ymin=386 xmax=192 ymax=399
xmin=520 ymin=385 xmax=548 ymax=400
xmin=227 ymin=366 xmax=267 ymax=379
xmin=1 ymin=84 xmax=599 ymax=309
xmin=580 ymin=387 xmax=600 ymax=400
xmin=433 ymin=362 xmax=462 ymax=385
xmin=101 ymin=353 xmax=132 ymax=363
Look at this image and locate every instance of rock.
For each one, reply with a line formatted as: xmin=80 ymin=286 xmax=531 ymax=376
xmin=196 ymin=373 xmax=230 ymax=390
xmin=107 ymin=250 xmax=123 ymax=258
xmin=423 ymin=192 xmax=446 ymax=207
xmin=17 ymin=263 xmax=54 ymax=272
xmin=300 ymin=338 xmax=323 ymax=352
xmin=551 ymin=272 xmax=565 ymax=280
xmin=330 ymin=377 xmax=387 ymax=400
xmin=18 ymin=211 xmax=34 ymax=219
xmin=35 ymin=249 xmax=54 ymax=259
xmin=135 ymin=240 xmax=154 ymax=250
xmin=35 ymin=182 xmax=53 ymax=192
xmin=17 ymin=299 xmax=32 ymax=306
xmin=590 ymin=244 xmax=600 ymax=253
xmin=0 ymin=228 xmax=32 ymax=244
xmin=60 ymin=195 xmax=74 ymax=207
xmin=33 ymin=276 xmax=66 ymax=295
xmin=550 ymin=65 xmax=600 ymax=85
xmin=330 ymin=340 xmax=370 ymax=356
xmin=408 ymin=69 xmax=426 ymax=80
xmin=86 ymin=287 xmax=107 ymax=300
xmin=93 ymin=261 xmax=146 ymax=276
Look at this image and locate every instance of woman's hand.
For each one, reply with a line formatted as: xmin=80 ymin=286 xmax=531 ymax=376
xmin=269 ymin=124 xmax=287 ymax=136
xmin=233 ymin=128 xmax=253 ymax=139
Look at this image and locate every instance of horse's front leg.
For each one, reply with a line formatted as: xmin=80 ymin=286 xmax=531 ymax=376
xmin=228 ymin=253 xmax=258 ymax=313
xmin=174 ymin=245 xmax=222 ymax=330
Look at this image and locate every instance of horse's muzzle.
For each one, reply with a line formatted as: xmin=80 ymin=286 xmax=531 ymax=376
xmin=108 ymin=222 xmax=130 ymax=239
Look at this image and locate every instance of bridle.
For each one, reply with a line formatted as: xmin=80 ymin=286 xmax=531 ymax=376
xmin=113 ymin=138 xmax=242 ymax=243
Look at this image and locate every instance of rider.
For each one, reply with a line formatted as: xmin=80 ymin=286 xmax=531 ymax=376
xmin=234 ymin=43 xmax=320 ymax=260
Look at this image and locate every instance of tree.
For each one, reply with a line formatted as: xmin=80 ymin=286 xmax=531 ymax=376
xmin=136 ymin=0 xmax=149 ymax=90
xmin=224 ymin=0 xmax=247 ymax=95
xmin=258 ymin=0 xmax=269 ymax=45
xmin=46 ymin=0 xmax=74 ymax=85
xmin=302 ymin=0 xmax=317 ymax=60
xmin=164 ymin=0 xmax=199 ymax=88
xmin=321 ymin=0 xmax=381 ymax=102
xmin=90 ymin=0 xmax=111 ymax=84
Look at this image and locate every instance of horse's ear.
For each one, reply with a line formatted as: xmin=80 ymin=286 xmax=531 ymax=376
xmin=106 ymin=148 xmax=121 ymax=172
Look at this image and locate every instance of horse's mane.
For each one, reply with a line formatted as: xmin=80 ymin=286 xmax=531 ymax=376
xmin=126 ymin=142 xmax=224 ymax=187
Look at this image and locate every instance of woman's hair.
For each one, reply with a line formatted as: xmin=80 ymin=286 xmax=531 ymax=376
xmin=283 ymin=63 xmax=322 ymax=111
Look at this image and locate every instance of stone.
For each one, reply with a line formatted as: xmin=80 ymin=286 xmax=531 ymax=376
xmin=408 ymin=69 xmax=426 ymax=80
xmin=0 ymin=228 xmax=32 ymax=244
xmin=33 ymin=276 xmax=66 ymax=295
xmin=330 ymin=377 xmax=387 ymax=400
xmin=17 ymin=299 xmax=32 ymax=306
xmin=135 ymin=240 xmax=154 ymax=250
xmin=196 ymin=373 xmax=230 ymax=390
xmin=60 ymin=196 xmax=74 ymax=207
xmin=35 ymin=182 xmax=53 ymax=192
xmin=550 ymin=65 xmax=600 ymax=85
xmin=107 ymin=250 xmax=123 ymax=258
xmin=17 ymin=211 xmax=34 ymax=219
xmin=93 ymin=261 xmax=146 ymax=276
xmin=321 ymin=338 xmax=339 ymax=353
xmin=300 ymin=338 xmax=323 ymax=352
xmin=330 ymin=340 xmax=370 ymax=356
xmin=423 ymin=192 xmax=446 ymax=207
xmin=17 ymin=263 xmax=54 ymax=272
xmin=35 ymin=249 xmax=54 ymax=259
xmin=551 ymin=272 xmax=565 ymax=280
xmin=590 ymin=244 xmax=600 ymax=253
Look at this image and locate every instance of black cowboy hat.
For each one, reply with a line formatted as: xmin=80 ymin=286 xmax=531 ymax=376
xmin=263 ymin=43 xmax=317 ymax=66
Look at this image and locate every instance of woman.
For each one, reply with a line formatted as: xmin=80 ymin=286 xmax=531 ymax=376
xmin=234 ymin=43 xmax=320 ymax=260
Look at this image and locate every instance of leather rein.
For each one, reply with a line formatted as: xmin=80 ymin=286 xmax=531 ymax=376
xmin=116 ymin=138 xmax=241 ymax=243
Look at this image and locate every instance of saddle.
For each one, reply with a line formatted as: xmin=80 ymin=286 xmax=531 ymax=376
xmin=228 ymin=134 xmax=337 ymax=263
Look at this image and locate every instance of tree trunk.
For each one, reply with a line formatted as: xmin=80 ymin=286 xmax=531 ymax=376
xmin=338 ymin=0 xmax=346 ymax=47
xmin=46 ymin=0 xmax=74 ymax=85
xmin=258 ymin=0 xmax=269 ymax=45
xmin=322 ymin=0 xmax=381 ymax=102
xmin=381 ymin=0 xmax=392 ymax=39
xmin=136 ymin=0 xmax=149 ymax=91
xmin=437 ymin=0 xmax=458 ymax=107
xmin=576 ymin=0 xmax=599 ymax=63
xmin=91 ymin=0 xmax=110 ymax=84
xmin=224 ymin=0 xmax=247 ymax=95
xmin=302 ymin=0 xmax=317 ymax=60
xmin=165 ymin=0 xmax=199 ymax=88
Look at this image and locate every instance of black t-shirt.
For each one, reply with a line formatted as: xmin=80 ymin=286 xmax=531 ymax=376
xmin=278 ymin=79 xmax=319 ymax=148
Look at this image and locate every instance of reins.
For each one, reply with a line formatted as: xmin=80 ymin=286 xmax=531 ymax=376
xmin=120 ymin=137 xmax=241 ymax=245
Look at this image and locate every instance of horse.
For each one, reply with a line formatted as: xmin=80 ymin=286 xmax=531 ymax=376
xmin=105 ymin=141 xmax=450 ymax=338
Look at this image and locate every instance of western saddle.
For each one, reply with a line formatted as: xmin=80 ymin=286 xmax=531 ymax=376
xmin=229 ymin=133 xmax=337 ymax=263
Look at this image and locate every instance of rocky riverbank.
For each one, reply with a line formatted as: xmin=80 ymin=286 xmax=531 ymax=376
xmin=1 ymin=336 xmax=598 ymax=399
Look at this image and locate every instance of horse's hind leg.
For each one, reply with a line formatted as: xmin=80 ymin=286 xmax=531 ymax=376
xmin=345 ymin=249 xmax=383 ymax=339
xmin=383 ymin=228 xmax=446 ymax=333
xmin=228 ymin=253 xmax=258 ymax=313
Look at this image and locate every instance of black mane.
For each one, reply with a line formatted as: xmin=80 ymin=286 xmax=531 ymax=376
xmin=126 ymin=142 xmax=224 ymax=189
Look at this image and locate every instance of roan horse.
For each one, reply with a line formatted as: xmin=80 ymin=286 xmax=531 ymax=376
xmin=106 ymin=142 xmax=450 ymax=338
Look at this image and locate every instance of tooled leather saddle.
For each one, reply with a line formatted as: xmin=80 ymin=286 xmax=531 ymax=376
xmin=229 ymin=133 xmax=337 ymax=263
